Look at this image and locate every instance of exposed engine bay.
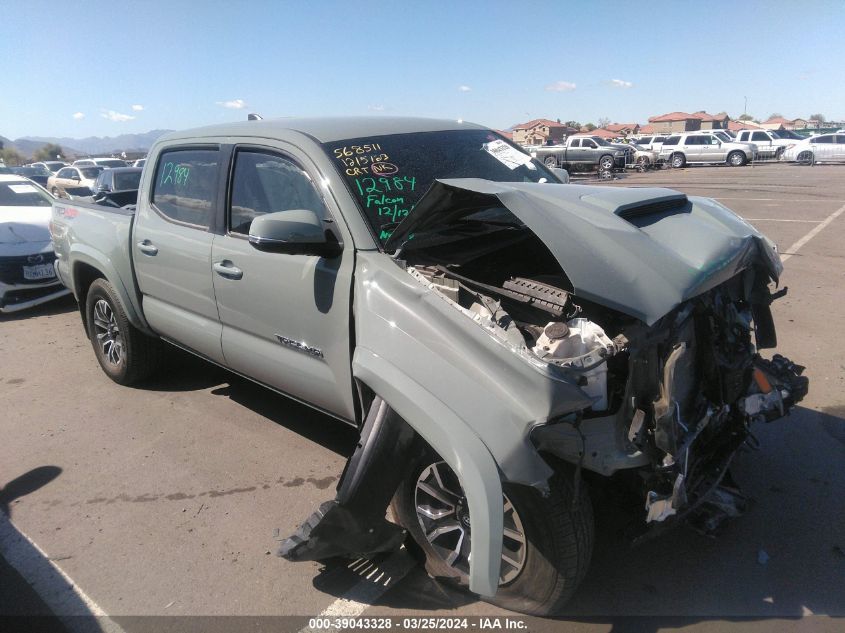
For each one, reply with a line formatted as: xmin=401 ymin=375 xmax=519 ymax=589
xmin=400 ymin=226 xmax=808 ymax=536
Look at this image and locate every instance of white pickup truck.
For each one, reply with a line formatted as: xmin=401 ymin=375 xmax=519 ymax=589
xmin=735 ymin=129 xmax=794 ymax=159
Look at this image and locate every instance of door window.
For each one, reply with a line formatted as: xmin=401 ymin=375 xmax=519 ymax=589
xmin=813 ymin=135 xmax=833 ymax=144
xmin=151 ymin=148 xmax=219 ymax=227
xmin=228 ymin=150 xmax=326 ymax=235
xmin=752 ymin=132 xmax=769 ymax=142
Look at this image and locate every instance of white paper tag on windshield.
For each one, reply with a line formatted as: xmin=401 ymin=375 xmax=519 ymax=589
xmin=9 ymin=184 xmax=38 ymax=194
xmin=483 ymin=140 xmax=532 ymax=170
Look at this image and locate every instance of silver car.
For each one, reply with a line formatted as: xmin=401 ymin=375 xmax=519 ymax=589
xmin=659 ymin=132 xmax=755 ymax=167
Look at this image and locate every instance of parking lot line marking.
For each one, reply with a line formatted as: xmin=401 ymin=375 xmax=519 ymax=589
xmin=780 ymin=202 xmax=845 ymax=263
xmin=0 ymin=513 xmax=126 ymax=633
xmin=744 ymin=218 xmax=823 ymax=223
xmin=300 ymin=549 xmax=417 ymax=632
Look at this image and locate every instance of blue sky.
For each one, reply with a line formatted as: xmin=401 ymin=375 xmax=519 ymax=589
xmin=1 ymin=0 xmax=843 ymax=139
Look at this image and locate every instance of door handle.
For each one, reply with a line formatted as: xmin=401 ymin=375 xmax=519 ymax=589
xmin=213 ymin=260 xmax=243 ymax=280
xmin=137 ymin=240 xmax=158 ymax=256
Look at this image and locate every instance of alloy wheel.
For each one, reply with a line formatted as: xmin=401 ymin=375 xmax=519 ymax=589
xmin=414 ymin=461 xmax=527 ymax=585
xmin=92 ymin=299 xmax=123 ymax=366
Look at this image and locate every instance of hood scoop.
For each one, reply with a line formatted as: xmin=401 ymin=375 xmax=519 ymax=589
xmin=579 ymin=190 xmax=689 ymax=222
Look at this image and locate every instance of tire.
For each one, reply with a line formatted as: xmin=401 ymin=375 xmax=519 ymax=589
xmin=635 ymin=156 xmax=649 ymax=173
xmin=671 ymin=152 xmax=686 ymax=168
xmin=797 ymin=151 xmax=814 ymax=166
xmin=85 ymin=278 xmax=163 ymax=385
xmin=544 ymin=155 xmax=557 ymax=168
xmin=598 ymin=155 xmax=615 ymax=171
xmin=727 ymin=151 xmax=747 ymax=167
xmin=775 ymin=147 xmax=785 ymax=160
xmin=391 ymin=454 xmax=594 ymax=616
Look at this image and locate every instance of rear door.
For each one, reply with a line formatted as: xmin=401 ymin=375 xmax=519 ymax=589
xmin=211 ymin=143 xmax=357 ymax=421
xmin=132 ymin=146 xmax=225 ymax=363
xmin=683 ymin=136 xmax=703 ymax=161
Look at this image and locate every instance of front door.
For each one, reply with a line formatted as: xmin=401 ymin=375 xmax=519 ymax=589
xmin=211 ymin=145 xmax=357 ymax=422
xmin=133 ymin=146 xmax=225 ymax=363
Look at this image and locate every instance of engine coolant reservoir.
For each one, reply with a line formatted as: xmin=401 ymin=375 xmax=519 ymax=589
xmin=533 ymin=318 xmax=614 ymax=410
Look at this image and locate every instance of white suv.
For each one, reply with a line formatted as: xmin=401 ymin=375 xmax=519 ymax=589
xmin=659 ymin=132 xmax=755 ymax=168
xmin=735 ymin=130 xmax=793 ymax=159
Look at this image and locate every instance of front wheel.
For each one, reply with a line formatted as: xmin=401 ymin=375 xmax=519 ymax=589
xmin=728 ymin=151 xmax=747 ymax=167
xmin=671 ymin=152 xmax=686 ymax=168
xmin=85 ymin=278 xmax=163 ymax=385
xmin=391 ymin=455 xmax=594 ymax=616
xmin=544 ymin=155 xmax=557 ymax=168
xmin=598 ymin=155 xmax=615 ymax=171
xmin=635 ymin=156 xmax=650 ymax=172
xmin=797 ymin=151 xmax=814 ymax=166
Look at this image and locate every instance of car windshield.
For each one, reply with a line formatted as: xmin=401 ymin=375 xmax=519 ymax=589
xmin=98 ymin=159 xmax=128 ymax=168
xmin=322 ymin=129 xmax=558 ymax=244
xmin=45 ymin=162 xmax=65 ymax=170
xmin=590 ymin=137 xmax=612 ymax=146
xmin=113 ymin=171 xmax=142 ymax=190
xmin=0 ymin=180 xmax=53 ymax=207
xmin=80 ymin=167 xmax=104 ymax=178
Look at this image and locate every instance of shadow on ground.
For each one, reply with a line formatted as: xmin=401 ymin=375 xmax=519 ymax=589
xmin=0 ymin=294 xmax=77 ymax=322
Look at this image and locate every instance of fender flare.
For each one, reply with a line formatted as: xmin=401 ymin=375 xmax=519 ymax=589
xmin=353 ymin=347 xmax=503 ymax=598
xmin=69 ymin=245 xmax=150 ymax=333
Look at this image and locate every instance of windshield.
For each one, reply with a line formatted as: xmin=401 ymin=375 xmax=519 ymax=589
xmin=80 ymin=167 xmax=104 ymax=179
xmin=322 ymin=129 xmax=558 ymax=244
xmin=590 ymin=136 xmax=612 ymax=146
xmin=45 ymin=162 xmax=65 ymax=170
xmin=0 ymin=180 xmax=53 ymax=207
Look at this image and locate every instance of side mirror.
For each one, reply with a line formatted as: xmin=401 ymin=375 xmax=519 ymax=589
xmin=248 ymin=209 xmax=341 ymax=257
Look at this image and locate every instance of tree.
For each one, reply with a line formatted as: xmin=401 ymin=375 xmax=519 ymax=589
xmin=597 ymin=117 xmax=611 ymax=128
xmin=809 ymin=113 xmax=826 ymax=123
xmin=0 ymin=147 xmax=25 ymax=166
xmin=34 ymin=143 xmax=65 ymax=161
xmin=738 ymin=113 xmax=754 ymax=121
xmin=583 ymin=123 xmax=596 ymax=131
xmin=767 ymin=113 xmax=783 ymax=120
xmin=564 ymin=120 xmax=581 ymax=129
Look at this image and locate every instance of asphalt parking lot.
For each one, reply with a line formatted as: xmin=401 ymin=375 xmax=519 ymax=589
xmin=1 ymin=163 xmax=844 ymax=633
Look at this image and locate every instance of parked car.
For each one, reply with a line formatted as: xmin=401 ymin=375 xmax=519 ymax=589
xmin=781 ymin=133 xmax=845 ymax=164
xmin=47 ymin=165 xmax=104 ymax=198
xmin=530 ymin=135 xmax=632 ymax=171
xmin=735 ymin=129 xmax=793 ymax=159
xmin=30 ymin=161 xmax=69 ymax=174
xmin=72 ymin=158 xmax=128 ymax=169
xmin=91 ymin=167 xmax=143 ymax=195
xmin=0 ymin=175 xmax=70 ymax=312
xmin=9 ymin=165 xmax=52 ymax=188
xmin=626 ymin=143 xmax=659 ymax=170
xmin=50 ymin=117 xmax=807 ymax=616
xmin=632 ymin=135 xmax=669 ymax=152
xmin=659 ymin=133 xmax=755 ymax=167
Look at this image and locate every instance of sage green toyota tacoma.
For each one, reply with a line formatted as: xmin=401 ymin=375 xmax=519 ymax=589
xmin=50 ymin=117 xmax=807 ymax=615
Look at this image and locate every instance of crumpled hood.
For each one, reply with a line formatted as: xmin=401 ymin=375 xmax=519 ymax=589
xmin=388 ymin=179 xmax=782 ymax=325
xmin=0 ymin=206 xmax=53 ymax=245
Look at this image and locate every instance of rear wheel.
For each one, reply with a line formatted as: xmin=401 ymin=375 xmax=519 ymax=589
xmin=797 ymin=151 xmax=814 ymax=165
xmin=728 ymin=151 xmax=747 ymax=166
xmin=671 ymin=152 xmax=686 ymax=168
xmin=85 ymin=279 xmax=163 ymax=385
xmin=392 ymin=454 xmax=594 ymax=616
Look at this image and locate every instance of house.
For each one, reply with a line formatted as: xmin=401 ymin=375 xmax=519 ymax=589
xmin=605 ymin=123 xmax=640 ymax=137
xmin=586 ymin=128 xmax=619 ymax=140
xmin=647 ymin=111 xmax=728 ymax=133
xmin=728 ymin=119 xmax=764 ymax=131
xmin=761 ymin=116 xmax=796 ymax=130
xmin=511 ymin=118 xmax=576 ymax=145
xmin=638 ymin=124 xmax=656 ymax=135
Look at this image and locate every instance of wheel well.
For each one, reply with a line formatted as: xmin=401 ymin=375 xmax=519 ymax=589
xmin=73 ymin=262 xmax=105 ymax=335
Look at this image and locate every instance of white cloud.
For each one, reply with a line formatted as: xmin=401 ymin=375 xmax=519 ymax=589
xmin=216 ymin=98 xmax=247 ymax=109
xmin=610 ymin=78 xmax=633 ymax=88
xmin=458 ymin=85 xmax=472 ymax=92
xmin=131 ymin=104 xmax=144 ymax=111
xmin=72 ymin=112 xmax=85 ymax=120
xmin=545 ymin=81 xmax=576 ymax=92
xmin=367 ymin=104 xmax=385 ymax=112
xmin=101 ymin=110 xmax=135 ymax=122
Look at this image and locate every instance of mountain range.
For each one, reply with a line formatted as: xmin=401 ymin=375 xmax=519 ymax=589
xmin=0 ymin=130 xmax=173 ymax=158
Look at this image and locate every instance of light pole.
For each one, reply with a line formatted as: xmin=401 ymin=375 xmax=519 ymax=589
xmin=744 ymin=96 xmax=747 ymax=117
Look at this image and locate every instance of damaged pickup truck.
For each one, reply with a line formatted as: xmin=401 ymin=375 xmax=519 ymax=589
xmin=50 ymin=117 xmax=807 ymax=616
